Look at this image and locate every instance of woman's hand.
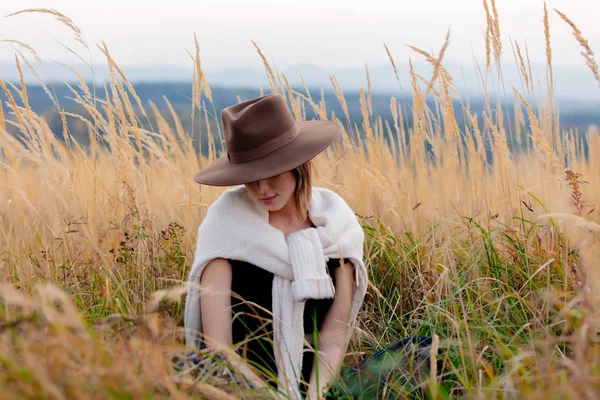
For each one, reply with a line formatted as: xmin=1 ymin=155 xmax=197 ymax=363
xmin=307 ymin=260 xmax=355 ymax=398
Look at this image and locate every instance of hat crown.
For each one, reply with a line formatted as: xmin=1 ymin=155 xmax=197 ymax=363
xmin=222 ymin=94 xmax=299 ymax=164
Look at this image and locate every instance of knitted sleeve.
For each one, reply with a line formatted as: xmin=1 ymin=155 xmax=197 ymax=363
xmin=286 ymin=228 xmax=335 ymax=302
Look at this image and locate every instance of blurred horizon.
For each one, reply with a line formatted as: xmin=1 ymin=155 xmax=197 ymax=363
xmin=1 ymin=59 xmax=599 ymax=102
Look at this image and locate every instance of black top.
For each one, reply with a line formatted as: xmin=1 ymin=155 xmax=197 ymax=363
xmin=229 ymin=258 xmax=343 ymax=392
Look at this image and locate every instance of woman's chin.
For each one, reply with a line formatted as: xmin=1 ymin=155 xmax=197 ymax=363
xmin=264 ymin=203 xmax=283 ymax=212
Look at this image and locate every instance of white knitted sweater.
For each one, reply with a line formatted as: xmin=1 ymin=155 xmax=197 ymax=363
xmin=184 ymin=186 xmax=367 ymax=399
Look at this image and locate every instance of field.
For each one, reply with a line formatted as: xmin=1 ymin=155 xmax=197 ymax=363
xmin=1 ymin=6 xmax=600 ymax=399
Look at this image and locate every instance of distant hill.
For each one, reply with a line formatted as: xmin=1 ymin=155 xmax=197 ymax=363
xmin=0 ymin=81 xmax=598 ymax=158
xmin=1 ymin=61 xmax=600 ymax=101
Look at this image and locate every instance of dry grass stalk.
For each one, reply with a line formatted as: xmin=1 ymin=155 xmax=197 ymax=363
xmin=514 ymin=95 xmax=523 ymax=145
xmin=7 ymin=8 xmax=88 ymax=49
xmin=407 ymin=38 xmax=454 ymax=98
xmin=482 ymin=0 xmax=493 ymax=69
xmin=359 ymin=89 xmax=374 ymax=143
xmin=319 ymin=89 xmax=328 ymax=121
xmin=514 ymin=89 xmax=563 ymax=173
xmin=482 ymin=0 xmax=502 ymax=69
xmin=14 ymin=56 xmax=31 ymax=119
xmin=204 ymin=104 xmax=217 ymax=161
xmin=524 ymin=41 xmax=534 ymax=93
xmin=0 ymin=40 xmax=42 ymax=63
xmin=329 ymin=75 xmax=353 ymax=135
xmin=300 ymin=75 xmax=313 ymax=102
xmin=282 ymin=75 xmax=302 ymax=121
xmin=562 ymin=168 xmax=592 ymax=217
xmin=252 ymin=41 xmax=279 ymax=94
xmin=191 ymin=34 xmax=204 ymax=111
xmin=164 ymin=97 xmax=188 ymax=155
xmin=100 ymin=43 xmax=150 ymax=122
xmin=543 ymin=3 xmax=554 ymax=89
xmin=490 ymin=0 xmax=502 ymax=66
xmin=408 ymin=59 xmax=430 ymax=171
xmin=539 ymin=213 xmax=600 ymax=312
xmin=554 ymin=9 xmax=600 ymax=88
xmin=14 ymin=51 xmax=60 ymax=110
xmin=0 ymin=101 xmax=5 ymax=131
xmin=0 ymin=79 xmax=26 ymax=131
xmin=273 ymin=64 xmax=285 ymax=97
xmin=384 ymin=43 xmax=401 ymax=89
xmin=293 ymin=90 xmax=326 ymax=121
xmin=193 ymin=34 xmax=213 ymax=104
xmin=60 ymin=111 xmax=70 ymax=148
xmin=514 ymin=41 xmax=532 ymax=95
xmin=428 ymin=30 xmax=451 ymax=97
xmin=390 ymin=97 xmax=399 ymax=144
xmin=201 ymin=73 xmax=213 ymax=104
xmin=55 ymin=62 xmax=92 ymax=99
xmin=483 ymin=110 xmax=510 ymax=166
xmin=365 ymin=64 xmax=373 ymax=116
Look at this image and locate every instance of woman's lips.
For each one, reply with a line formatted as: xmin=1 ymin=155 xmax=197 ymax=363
xmin=259 ymin=195 xmax=277 ymax=204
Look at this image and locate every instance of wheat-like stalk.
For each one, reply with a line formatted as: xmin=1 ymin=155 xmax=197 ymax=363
xmin=482 ymin=0 xmax=493 ymax=69
xmin=543 ymin=3 xmax=553 ymax=89
xmin=384 ymin=43 xmax=401 ymax=89
xmin=513 ymin=41 xmax=531 ymax=95
xmin=194 ymin=34 xmax=213 ymax=104
xmin=428 ymin=30 xmax=451 ymax=97
xmin=282 ymin=74 xmax=302 ymax=121
xmin=562 ymin=168 xmax=591 ymax=217
xmin=251 ymin=41 xmax=279 ymax=94
xmin=514 ymin=88 xmax=563 ymax=173
xmin=554 ymin=9 xmax=600 ymax=88
xmin=490 ymin=0 xmax=502 ymax=66
xmin=482 ymin=0 xmax=502 ymax=68
xmin=6 ymin=8 xmax=88 ymax=49
xmin=0 ymin=40 xmax=42 ymax=63
xmin=407 ymin=35 xmax=454 ymax=98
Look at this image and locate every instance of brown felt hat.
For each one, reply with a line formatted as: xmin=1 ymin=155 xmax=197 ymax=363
xmin=193 ymin=93 xmax=340 ymax=186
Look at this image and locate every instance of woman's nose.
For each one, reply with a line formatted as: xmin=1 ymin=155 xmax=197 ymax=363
xmin=257 ymin=179 xmax=269 ymax=192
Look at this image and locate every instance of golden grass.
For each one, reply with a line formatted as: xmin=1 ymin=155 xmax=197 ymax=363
xmin=0 ymin=40 xmax=42 ymax=64
xmin=6 ymin=8 xmax=88 ymax=50
xmin=554 ymin=8 xmax=600 ymax=88
xmin=384 ymin=42 xmax=401 ymax=89
xmin=0 ymin=5 xmax=600 ymax=399
xmin=544 ymin=2 xmax=553 ymax=90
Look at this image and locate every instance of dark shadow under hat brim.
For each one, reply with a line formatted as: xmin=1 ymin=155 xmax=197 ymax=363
xmin=193 ymin=120 xmax=340 ymax=186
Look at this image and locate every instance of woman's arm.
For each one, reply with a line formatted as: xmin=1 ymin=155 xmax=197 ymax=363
xmin=307 ymin=261 xmax=356 ymax=399
xmin=199 ymin=258 xmax=268 ymax=389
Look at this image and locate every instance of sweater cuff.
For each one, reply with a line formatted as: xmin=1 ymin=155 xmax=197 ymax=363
xmin=286 ymin=228 xmax=334 ymax=301
xmin=292 ymin=276 xmax=335 ymax=302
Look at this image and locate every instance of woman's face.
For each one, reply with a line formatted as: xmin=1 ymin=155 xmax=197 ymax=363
xmin=244 ymin=171 xmax=297 ymax=213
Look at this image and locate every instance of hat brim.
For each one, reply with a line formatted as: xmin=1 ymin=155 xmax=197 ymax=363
xmin=193 ymin=120 xmax=340 ymax=186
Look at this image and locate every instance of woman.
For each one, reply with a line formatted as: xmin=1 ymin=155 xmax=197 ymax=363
xmin=184 ymin=94 xmax=368 ymax=399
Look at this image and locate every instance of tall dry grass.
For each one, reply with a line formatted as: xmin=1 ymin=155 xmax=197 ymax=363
xmin=0 ymin=5 xmax=600 ymax=399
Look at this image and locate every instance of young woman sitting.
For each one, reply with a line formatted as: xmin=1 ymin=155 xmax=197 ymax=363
xmin=184 ymin=94 xmax=368 ymax=399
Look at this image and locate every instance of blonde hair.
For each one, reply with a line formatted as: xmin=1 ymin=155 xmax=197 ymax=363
xmin=292 ymin=160 xmax=314 ymax=219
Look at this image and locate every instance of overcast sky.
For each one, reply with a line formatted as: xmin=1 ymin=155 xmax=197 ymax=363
xmin=0 ymin=0 xmax=598 ymax=71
